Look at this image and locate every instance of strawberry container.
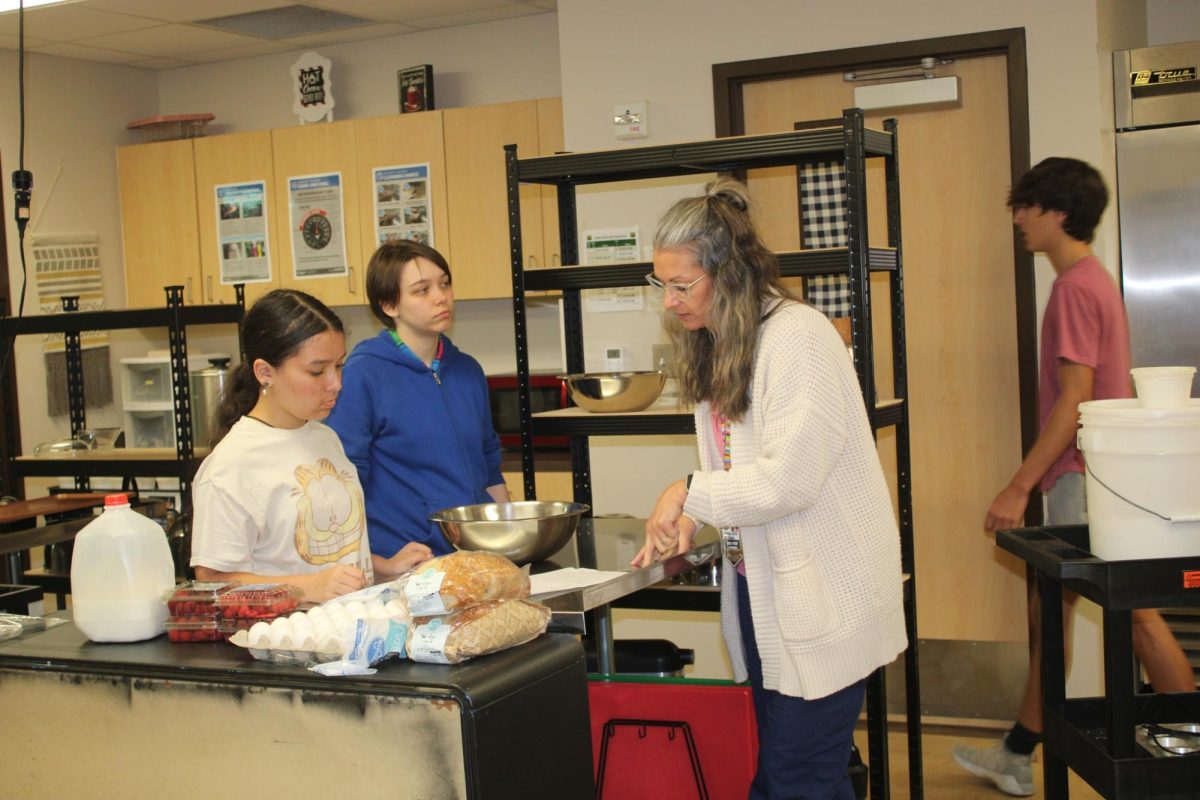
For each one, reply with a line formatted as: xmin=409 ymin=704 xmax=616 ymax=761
xmin=165 ymin=581 xmax=235 ymax=617
xmin=216 ymin=583 xmax=303 ymax=625
xmin=165 ymin=616 xmax=224 ymax=643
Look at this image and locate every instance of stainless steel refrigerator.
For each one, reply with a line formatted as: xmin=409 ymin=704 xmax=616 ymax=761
xmin=1114 ymin=42 xmax=1200 ymax=395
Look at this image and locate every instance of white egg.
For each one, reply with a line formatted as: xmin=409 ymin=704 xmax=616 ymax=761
xmin=344 ymin=600 xmax=367 ymax=619
xmin=317 ymin=630 xmax=342 ymax=653
xmin=269 ymin=616 xmax=291 ymax=633
xmin=268 ymin=625 xmax=293 ymax=649
xmin=288 ymin=611 xmax=309 ymax=626
xmin=306 ymin=606 xmax=329 ymax=622
xmin=367 ymin=604 xmax=390 ymax=621
xmin=385 ymin=600 xmax=408 ymax=620
xmin=248 ymin=621 xmax=272 ymax=648
xmin=364 ymin=599 xmax=385 ymax=615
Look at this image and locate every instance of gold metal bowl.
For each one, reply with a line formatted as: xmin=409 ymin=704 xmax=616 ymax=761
xmin=561 ymin=371 xmax=666 ymax=413
xmin=429 ymin=501 xmax=590 ymax=565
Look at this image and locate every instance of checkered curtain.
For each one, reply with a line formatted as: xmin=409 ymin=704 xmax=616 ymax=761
xmin=799 ymin=160 xmax=851 ymax=317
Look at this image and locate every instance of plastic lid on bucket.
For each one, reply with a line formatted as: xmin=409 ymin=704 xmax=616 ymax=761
xmin=1079 ymin=398 xmax=1200 ymax=426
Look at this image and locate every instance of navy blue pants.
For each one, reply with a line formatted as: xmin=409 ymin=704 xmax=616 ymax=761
xmin=737 ymin=572 xmax=864 ymax=800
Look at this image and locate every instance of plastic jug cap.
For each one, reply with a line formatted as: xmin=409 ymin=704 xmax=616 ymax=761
xmin=104 ymin=493 xmax=130 ymax=507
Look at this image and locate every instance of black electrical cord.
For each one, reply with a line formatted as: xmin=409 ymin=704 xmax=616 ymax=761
xmin=1 ymin=0 xmax=32 ymax=384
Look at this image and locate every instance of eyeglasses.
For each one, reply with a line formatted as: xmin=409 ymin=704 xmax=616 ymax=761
xmin=645 ymin=272 xmax=708 ymax=299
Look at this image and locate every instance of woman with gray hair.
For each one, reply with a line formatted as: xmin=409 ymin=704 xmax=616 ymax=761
xmin=633 ymin=178 xmax=907 ymax=799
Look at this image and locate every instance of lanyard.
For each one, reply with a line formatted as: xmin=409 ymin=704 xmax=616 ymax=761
xmin=710 ymin=409 xmax=743 ymax=565
xmin=389 ymin=330 xmax=444 ymax=384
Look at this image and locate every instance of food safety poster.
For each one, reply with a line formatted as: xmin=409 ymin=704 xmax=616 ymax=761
xmin=215 ymin=181 xmax=272 ymax=284
xmin=288 ymin=172 xmax=349 ymax=278
xmin=373 ymin=164 xmax=433 ymax=248
xmin=583 ymin=226 xmax=643 ymax=312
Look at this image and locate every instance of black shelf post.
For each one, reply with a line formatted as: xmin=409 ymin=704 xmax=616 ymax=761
xmin=60 ymin=296 xmax=89 ymax=492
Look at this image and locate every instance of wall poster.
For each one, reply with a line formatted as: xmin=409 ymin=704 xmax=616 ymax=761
xmin=583 ymin=226 xmax=644 ymax=312
xmin=287 ymin=172 xmax=348 ymax=279
xmin=215 ymin=181 xmax=272 ymax=284
xmin=373 ymin=164 xmax=433 ymax=248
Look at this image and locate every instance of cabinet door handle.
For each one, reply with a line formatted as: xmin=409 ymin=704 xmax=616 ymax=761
xmin=206 ymin=276 xmax=213 ymax=302
xmin=186 ymin=278 xmax=193 ymax=304
xmin=528 ymin=255 xmax=538 ymax=269
xmin=348 ymin=266 xmax=356 ymax=294
xmin=552 ymin=253 xmax=560 ymax=267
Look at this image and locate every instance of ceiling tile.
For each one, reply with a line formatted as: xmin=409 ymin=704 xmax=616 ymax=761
xmin=282 ymin=21 xmax=418 ymax=48
xmin=27 ymin=40 xmax=142 ymax=64
xmin=124 ymin=55 xmax=196 ymax=70
xmin=82 ymin=0 xmax=293 ymax=23
xmin=315 ymin=0 xmax=516 ymax=24
xmin=176 ymin=39 xmax=299 ymax=64
xmin=0 ymin=33 xmax=50 ymax=49
xmin=79 ymin=23 xmax=265 ymax=56
xmin=0 ymin=5 xmax=162 ymax=41
xmin=406 ymin=3 xmax=542 ymax=31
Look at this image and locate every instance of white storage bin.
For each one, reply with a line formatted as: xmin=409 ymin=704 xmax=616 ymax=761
xmin=125 ymin=409 xmax=175 ymax=449
xmin=120 ymin=358 xmax=174 ymax=405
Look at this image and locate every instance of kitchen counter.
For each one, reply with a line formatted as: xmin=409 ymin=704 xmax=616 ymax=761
xmin=0 ymin=621 xmax=594 ymax=798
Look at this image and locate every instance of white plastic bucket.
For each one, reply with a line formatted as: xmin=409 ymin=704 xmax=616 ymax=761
xmin=1131 ymin=366 xmax=1196 ymax=409
xmin=1077 ymin=399 xmax=1200 ymax=560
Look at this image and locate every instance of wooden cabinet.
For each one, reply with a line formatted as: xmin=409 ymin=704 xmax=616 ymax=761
xmin=353 ymin=112 xmax=452 ymax=265
xmin=118 ymin=100 xmax=563 ymax=308
xmin=117 ymin=140 xmax=202 ymax=308
xmin=192 ymin=130 xmax=280 ymax=306
xmin=444 ymin=99 xmax=563 ymax=299
xmin=270 ymin=120 xmax=364 ymax=307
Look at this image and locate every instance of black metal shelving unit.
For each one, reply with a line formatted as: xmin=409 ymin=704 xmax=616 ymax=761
xmin=504 ymin=108 xmax=922 ymax=799
xmin=998 ymin=525 xmax=1200 ymax=798
xmin=0 ymin=285 xmax=244 ymax=503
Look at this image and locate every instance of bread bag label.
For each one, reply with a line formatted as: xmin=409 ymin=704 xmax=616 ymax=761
xmin=405 ymin=570 xmax=450 ymax=616
xmin=408 ymin=617 xmax=452 ymax=664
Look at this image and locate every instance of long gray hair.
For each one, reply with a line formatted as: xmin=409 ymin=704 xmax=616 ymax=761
xmin=654 ymin=177 xmax=795 ymax=420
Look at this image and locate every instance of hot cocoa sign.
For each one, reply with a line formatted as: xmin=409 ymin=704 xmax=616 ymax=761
xmin=291 ymin=51 xmax=335 ymax=124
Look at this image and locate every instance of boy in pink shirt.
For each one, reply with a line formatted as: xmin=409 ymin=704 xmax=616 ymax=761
xmin=954 ymin=158 xmax=1193 ymax=796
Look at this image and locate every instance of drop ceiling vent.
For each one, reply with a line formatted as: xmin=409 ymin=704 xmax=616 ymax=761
xmin=196 ymin=5 xmax=376 ymax=39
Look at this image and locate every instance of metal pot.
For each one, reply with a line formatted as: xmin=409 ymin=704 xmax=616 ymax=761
xmin=189 ymin=357 xmax=231 ymax=448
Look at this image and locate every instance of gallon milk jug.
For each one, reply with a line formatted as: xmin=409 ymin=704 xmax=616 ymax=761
xmin=70 ymin=494 xmax=175 ymax=642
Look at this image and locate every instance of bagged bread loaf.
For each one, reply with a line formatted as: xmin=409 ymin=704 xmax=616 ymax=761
xmin=407 ymin=599 xmax=551 ymax=665
xmin=404 ymin=550 xmax=529 ymax=616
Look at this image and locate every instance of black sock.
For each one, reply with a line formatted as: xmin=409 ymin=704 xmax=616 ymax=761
xmin=1006 ymin=722 xmax=1041 ymax=755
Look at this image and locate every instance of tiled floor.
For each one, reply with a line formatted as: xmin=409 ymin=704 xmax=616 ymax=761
xmin=855 ymin=726 xmax=1103 ymax=799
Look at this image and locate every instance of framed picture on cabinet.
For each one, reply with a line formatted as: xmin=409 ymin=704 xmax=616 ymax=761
xmin=398 ymin=64 xmax=434 ymax=113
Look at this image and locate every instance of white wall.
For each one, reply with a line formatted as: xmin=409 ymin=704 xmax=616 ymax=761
xmin=1 ymin=51 xmax=159 ymax=456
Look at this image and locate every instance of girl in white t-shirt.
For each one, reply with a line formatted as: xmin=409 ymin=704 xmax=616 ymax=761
xmin=190 ymin=289 xmax=431 ymax=603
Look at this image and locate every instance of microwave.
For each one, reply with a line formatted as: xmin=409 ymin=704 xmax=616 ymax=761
xmin=486 ymin=373 xmax=570 ymax=450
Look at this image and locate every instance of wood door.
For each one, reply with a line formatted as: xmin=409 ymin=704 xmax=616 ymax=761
xmin=117 ymin=140 xmax=201 ymax=308
xmin=743 ymin=54 xmax=1025 ymax=642
xmin=443 ymin=100 xmax=545 ymax=300
xmin=271 ymin=121 xmax=364 ymax=306
xmin=193 ymin=131 xmax=281 ymax=307
xmin=353 ymin=112 xmax=452 ymax=266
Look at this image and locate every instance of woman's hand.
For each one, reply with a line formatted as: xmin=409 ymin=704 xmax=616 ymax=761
xmin=373 ymin=541 xmax=434 ymax=581
xmin=310 ymin=563 xmax=369 ymax=602
xmin=631 ymin=514 xmax=698 ymax=568
xmin=645 ymin=478 xmax=689 ymax=552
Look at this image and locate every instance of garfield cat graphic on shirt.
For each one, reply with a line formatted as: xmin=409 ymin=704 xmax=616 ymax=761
xmin=293 ymin=458 xmax=367 ymax=566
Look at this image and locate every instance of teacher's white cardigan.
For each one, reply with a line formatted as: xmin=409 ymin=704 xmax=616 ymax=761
xmin=682 ymin=300 xmax=907 ymax=700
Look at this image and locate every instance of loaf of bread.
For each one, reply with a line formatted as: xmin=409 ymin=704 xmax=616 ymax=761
xmin=404 ymin=550 xmax=530 ymax=616
xmin=407 ymin=599 xmax=551 ymax=665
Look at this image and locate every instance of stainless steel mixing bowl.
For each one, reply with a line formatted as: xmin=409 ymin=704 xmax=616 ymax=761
xmin=561 ymin=371 xmax=666 ymax=413
xmin=429 ymin=500 xmax=590 ymax=565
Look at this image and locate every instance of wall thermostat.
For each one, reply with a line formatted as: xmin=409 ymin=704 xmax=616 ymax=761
xmin=605 ymin=346 xmax=628 ymax=372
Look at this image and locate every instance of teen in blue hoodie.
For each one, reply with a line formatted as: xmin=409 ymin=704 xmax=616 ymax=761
xmin=327 ymin=241 xmax=509 ymax=557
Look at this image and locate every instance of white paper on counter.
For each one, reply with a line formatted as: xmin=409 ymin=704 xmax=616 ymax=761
xmin=529 ymin=568 xmax=627 ymax=597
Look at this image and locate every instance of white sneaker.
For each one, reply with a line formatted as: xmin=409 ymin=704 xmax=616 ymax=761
xmin=952 ymin=736 xmax=1034 ymax=796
